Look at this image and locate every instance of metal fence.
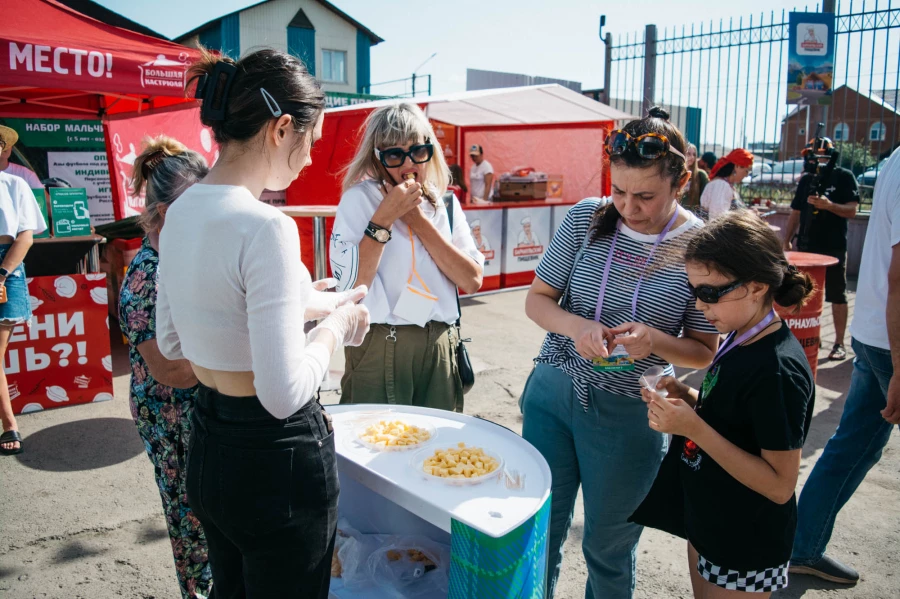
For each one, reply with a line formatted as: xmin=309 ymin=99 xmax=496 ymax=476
xmin=603 ymin=0 xmax=900 ymax=206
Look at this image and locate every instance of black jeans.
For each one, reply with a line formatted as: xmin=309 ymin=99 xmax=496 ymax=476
xmin=187 ymin=386 xmax=339 ymax=598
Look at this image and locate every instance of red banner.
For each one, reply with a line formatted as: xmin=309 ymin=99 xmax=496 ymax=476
xmin=6 ymin=274 xmax=113 ymax=415
xmin=105 ymin=107 xmax=218 ymax=221
xmin=1 ymin=0 xmax=200 ymax=98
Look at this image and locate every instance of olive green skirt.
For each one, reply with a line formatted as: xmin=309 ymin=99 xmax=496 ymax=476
xmin=340 ymin=322 xmax=463 ymax=413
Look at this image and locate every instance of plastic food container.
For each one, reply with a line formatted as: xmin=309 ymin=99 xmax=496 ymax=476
xmin=351 ymin=417 xmax=438 ymax=453
xmin=410 ymin=445 xmax=505 ymax=486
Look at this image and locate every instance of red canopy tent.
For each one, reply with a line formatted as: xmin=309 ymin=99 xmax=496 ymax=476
xmin=0 ymin=0 xmax=213 ymax=219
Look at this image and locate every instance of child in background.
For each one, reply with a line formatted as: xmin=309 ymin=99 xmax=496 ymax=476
xmin=631 ymin=210 xmax=816 ymax=597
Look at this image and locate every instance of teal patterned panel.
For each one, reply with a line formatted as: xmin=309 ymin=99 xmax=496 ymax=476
xmin=449 ymin=495 xmax=550 ymax=599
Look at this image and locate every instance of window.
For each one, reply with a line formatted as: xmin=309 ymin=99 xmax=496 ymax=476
xmin=833 ymin=122 xmax=849 ymax=141
xmin=322 ymin=50 xmax=347 ymax=83
xmin=870 ymin=121 xmax=886 ymax=141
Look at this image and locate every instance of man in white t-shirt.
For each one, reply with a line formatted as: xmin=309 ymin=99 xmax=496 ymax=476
xmin=0 ymin=126 xmax=42 ymax=190
xmin=791 ymin=146 xmax=900 ymax=585
xmin=468 ymin=145 xmax=493 ymax=203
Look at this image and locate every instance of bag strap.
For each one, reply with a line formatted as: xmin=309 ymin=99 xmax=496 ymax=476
xmin=444 ymin=191 xmax=463 ymax=329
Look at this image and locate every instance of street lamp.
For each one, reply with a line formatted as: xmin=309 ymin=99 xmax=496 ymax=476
xmin=412 ymin=52 xmax=437 ymax=97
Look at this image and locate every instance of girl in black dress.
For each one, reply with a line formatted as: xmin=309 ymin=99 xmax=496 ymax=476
xmin=633 ymin=210 xmax=816 ymax=597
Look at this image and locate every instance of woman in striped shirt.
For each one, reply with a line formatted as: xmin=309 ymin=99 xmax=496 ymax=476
xmin=520 ymin=106 xmax=720 ymax=599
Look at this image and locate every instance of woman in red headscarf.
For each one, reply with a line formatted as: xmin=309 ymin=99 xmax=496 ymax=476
xmin=699 ymin=148 xmax=754 ymax=220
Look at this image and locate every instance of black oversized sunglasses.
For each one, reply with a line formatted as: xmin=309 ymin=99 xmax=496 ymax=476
xmin=605 ymin=130 xmax=686 ymax=162
xmin=686 ymin=280 xmax=744 ymax=304
xmin=375 ymin=141 xmax=434 ymax=168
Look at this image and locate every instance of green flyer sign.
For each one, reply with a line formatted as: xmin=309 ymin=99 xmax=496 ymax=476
xmin=30 ymin=189 xmax=51 ymax=239
xmin=0 ymin=118 xmax=105 ymax=149
xmin=49 ymin=188 xmax=92 ymax=238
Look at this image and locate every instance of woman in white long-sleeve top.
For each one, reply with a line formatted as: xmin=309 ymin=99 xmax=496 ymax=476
xmin=156 ymin=49 xmax=369 ymax=598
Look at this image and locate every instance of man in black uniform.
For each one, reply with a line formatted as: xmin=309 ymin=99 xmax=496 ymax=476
xmin=784 ymin=137 xmax=860 ymax=360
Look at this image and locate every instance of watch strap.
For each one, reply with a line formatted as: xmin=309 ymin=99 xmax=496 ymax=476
xmin=365 ymin=221 xmax=391 ymax=243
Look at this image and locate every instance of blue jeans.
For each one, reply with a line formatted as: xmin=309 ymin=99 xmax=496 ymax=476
xmin=521 ymin=364 xmax=667 ymax=599
xmin=792 ymin=338 xmax=897 ymax=564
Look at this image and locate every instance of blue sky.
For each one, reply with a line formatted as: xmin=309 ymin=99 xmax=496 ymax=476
xmin=98 ymin=0 xmax=805 ymax=96
xmin=96 ymin=1 xmax=898 ymax=150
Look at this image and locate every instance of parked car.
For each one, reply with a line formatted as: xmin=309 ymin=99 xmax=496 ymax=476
xmin=857 ymin=158 xmax=889 ymax=187
xmin=747 ymin=159 xmax=806 ymax=185
xmin=742 ymin=162 xmax=774 ymax=184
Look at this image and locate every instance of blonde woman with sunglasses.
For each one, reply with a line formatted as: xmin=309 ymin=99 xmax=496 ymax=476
xmin=331 ymin=103 xmax=484 ymax=411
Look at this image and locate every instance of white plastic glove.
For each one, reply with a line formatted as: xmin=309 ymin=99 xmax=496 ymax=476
xmin=312 ymin=303 xmax=371 ymax=347
xmin=304 ymin=281 xmax=368 ymax=323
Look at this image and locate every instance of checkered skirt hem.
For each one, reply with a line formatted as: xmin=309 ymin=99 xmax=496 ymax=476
xmin=697 ymin=554 xmax=789 ymax=593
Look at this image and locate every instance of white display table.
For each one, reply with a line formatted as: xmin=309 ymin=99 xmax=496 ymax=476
xmin=329 ymin=405 xmax=552 ymax=598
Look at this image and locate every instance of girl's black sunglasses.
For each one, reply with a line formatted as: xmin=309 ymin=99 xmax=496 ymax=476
xmin=375 ymin=141 xmax=434 ymax=168
xmin=686 ymin=280 xmax=744 ymax=303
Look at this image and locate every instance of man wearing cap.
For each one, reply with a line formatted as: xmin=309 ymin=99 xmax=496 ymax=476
xmin=784 ymin=136 xmax=859 ymax=360
xmin=517 ymin=216 xmax=540 ymax=248
xmin=468 ymin=145 xmax=494 ymax=203
xmin=0 ymin=126 xmax=42 ymax=190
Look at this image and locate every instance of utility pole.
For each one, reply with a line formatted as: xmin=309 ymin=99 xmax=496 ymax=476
xmin=642 ymin=24 xmax=657 ymax=117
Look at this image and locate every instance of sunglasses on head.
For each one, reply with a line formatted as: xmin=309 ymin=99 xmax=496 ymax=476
xmin=605 ymin=130 xmax=686 ymax=162
xmin=375 ymin=140 xmax=434 ymax=168
xmin=686 ymin=280 xmax=744 ymax=304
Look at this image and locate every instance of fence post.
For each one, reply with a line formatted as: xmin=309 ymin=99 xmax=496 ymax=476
xmin=811 ymin=0 xmax=837 ymax=137
xmin=602 ymin=33 xmax=613 ymax=105
xmin=642 ymin=24 xmax=658 ymax=116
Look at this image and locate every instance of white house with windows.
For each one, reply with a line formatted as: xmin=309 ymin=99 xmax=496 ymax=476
xmin=175 ymin=0 xmax=383 ymax=96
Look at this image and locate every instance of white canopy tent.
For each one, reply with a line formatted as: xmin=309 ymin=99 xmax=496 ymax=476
xmin=328 ymin=84 xmax=636 ymax=126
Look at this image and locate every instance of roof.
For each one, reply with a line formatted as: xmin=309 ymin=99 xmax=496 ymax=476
xmin=55 ymin=0 xmax=168 ymax=39
xmin=327 ymin=84 xmax=637 ymax=126
xmin=175 ymin=0 xmax=383 ymax=45
xmin=782 ymin=85 xmax=900 ymax=122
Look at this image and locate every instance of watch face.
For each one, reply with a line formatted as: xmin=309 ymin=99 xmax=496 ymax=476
xmin=375 ymin=229 xmax=390 ymax=243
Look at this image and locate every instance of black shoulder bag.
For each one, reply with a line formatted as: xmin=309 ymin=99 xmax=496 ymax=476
xmin=445 ymin=192 xmax=476 ymax=394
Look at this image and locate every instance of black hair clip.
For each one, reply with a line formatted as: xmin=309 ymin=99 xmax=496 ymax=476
xmin=199 ymin=61 xmax=237 ymax=122
xmin=193 ymin=73 xmax=209 ymax=100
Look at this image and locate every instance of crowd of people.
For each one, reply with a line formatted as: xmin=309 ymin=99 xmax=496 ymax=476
xmin=0 ymin=44 xmax=898 ymax=599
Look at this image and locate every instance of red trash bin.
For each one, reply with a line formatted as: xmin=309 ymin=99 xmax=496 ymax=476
xmin=776 ymin=251 xmax=839 ymax=381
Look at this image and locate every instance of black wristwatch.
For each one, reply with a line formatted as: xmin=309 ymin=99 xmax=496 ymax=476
xmin=364 ymin=221 xmax=392 ymax=244
xmin=0 ymin=267 xmax=9 ymax=279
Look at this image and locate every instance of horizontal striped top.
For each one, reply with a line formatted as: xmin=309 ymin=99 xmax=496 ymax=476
xmin=535 ymin=198 xmax=717 ymax=408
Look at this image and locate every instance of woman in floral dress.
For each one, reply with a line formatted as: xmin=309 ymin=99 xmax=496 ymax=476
xmin=118 ymin=137 xmax=212 ymax=598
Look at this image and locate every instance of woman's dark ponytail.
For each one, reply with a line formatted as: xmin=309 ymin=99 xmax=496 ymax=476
xmin=773 ymin=264 xmax=816 ymax=311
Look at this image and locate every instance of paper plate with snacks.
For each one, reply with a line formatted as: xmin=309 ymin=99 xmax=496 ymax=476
xmin=352 ymin=417 xmax=437 ymax=452
xmin=411 ymin=442 xmax=504 ymax=486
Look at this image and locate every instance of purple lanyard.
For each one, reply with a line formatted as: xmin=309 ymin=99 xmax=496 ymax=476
xmin=710 ymin=309 xmax=777 ymax=368
xmin=594 ymin=209 xmax=679 ymax=323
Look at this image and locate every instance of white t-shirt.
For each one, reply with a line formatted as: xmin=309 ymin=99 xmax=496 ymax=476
xmin=469 ymin=160 xmax=494 ymax=201
xmin=156 ymin=184 xmax=331 ymax=419
xmin=3 ymin=163 xmax=42 ymax=190
xmin=330 ymin=180 xmax=485 ymax=325
xmin=0 ymin=172 xmax=47 ymax=237
xmin=850 ymin=147 xmax=900 ymax=350
xmin=700 ymin=178 xmax=739 ymax=220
